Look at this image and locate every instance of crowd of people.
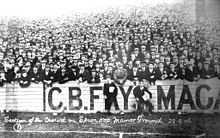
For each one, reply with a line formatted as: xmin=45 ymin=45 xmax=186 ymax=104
xmin=0 ymin=3 xmax=220 ymax=87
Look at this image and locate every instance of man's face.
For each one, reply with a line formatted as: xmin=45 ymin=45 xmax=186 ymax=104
xmin=149 ymin=64 xmax=154 ymax=69
xmin=141 ymin=63 xmax=146 ymax=67
xmin=80 ymin=66 xmax=85 ymax=70
xmin=92 ymin=71 xmax=96 ymax=76
xmin=214 ymin=65 xmax=220 ymax=69
xmin=133 ymin=67 xmax=138 ymax=72
xmin=139 ymin=81 xmax=144 ymax=87
xmin=204 ymin=64 xmax=209 ymax=70
xmin=0 ymin=72 xmax=4 ymax=78
xmin=170 ymin=65 xmax=175 ymax=70
xmin=33 ymin=67 xmax=38 ymax=72
xmin=159 ymin=63 xmax=164 ymax=68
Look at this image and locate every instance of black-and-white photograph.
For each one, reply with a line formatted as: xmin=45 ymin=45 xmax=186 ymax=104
xmin=0 ymin=0 xmax=220 ymax=137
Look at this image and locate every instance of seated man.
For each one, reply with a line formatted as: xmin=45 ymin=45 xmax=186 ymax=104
xmin=19 ymin=70 xmax=31 ymax=88
xmin=133 ymin=80 xmax=153 ymax=115
xmin=0 ymin=70 xmax=6 ymax=87
xmin=155 ymin=62 xmax=168 ymax=80
xmin=41 ymin=64 xmax=54 ymax=87
xmin=127 ymin=66 xmax=140 ymax=85
xmin=213 ymin=62 xmax=220 ymax=79
xmin=200 ymin=61 xmax=215 ymax=79
xmin=167 ymin=62 xmax=178 ymax=80
xmin=77 ymin=64 xmax=90 ymax=82
xmin=30 ymin=65 xmax=41 ymax=84
xmin=87 ymin=69 xmax=101 ymax=83
xmin=57 ymin=67 xmax=69 ymax=84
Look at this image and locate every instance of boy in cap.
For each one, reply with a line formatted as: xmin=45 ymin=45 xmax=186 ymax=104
xmin=133 ymin=79 xmax=153 ymax=115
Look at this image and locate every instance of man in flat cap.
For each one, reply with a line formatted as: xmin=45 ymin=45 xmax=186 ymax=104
xmin=167 ymin=62 xmax=178 ymax=80
xmin=155 ymin=62 xmax=168 ymax=80
xmin=87 ymin=69 xmax=101 ymax=83
xmin=19 ymin=70 xmax=31 ymax=88
xmin=30 ymin=65 xmax=41 ymax=84
xmin=127 ymin=65 xmax=140 ymax=85
xmin=139 ymin=61 xmax=148 ymax=81
xmin=113 ymin=62 xmax=128 ymax=85
xmin=77 ymin=64 xmax=90 ymax=82
xmin=213 ymin=62 xmax=220 ymax=79
xmin=200 ymin=61 xmax=215 ymax=79
xmin=42 ymin=64 xmax=54 ymax=87
xmin=147 ymin=62 xmax=157 ymax=85
xmin=0 ymin=70 xmax=6 ymax=87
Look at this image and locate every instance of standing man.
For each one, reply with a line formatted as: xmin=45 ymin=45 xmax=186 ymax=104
xmin=103 ymin=75 xmax=120 ymax=115
xmin=133 ymin=80 xmax=153 ymax=115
